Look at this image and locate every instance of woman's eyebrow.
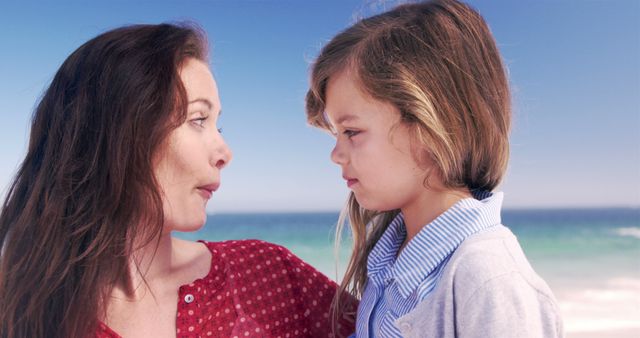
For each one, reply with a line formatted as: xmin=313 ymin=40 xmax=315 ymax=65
xmin=188 ymin=98 xmax=213 ymax=110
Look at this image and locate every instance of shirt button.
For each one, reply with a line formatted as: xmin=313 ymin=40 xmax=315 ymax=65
xmin=184 ymin=294 xmax=195 ymax=303
xmin=399 ymin=322 xmax=411 ymax=331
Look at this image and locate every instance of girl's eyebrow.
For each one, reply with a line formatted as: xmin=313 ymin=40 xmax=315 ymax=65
xmin=335 ymin=114 xmax=359 ymax=125
xmin=323 ymin=112 xmax=358 ymax=134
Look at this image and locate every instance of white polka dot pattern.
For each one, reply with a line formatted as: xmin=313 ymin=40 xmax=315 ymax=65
xmin=96 ymin=240 xmax=357 ymax=338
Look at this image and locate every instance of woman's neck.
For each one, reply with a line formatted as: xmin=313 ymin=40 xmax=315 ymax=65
xmin=116 ymin=232 xmax=175 ymax=300
xmin=114 ymin=232 xmax=212 ymax=300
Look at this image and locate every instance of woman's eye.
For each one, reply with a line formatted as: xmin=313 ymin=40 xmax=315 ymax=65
xmin=191 ymin=115 xmax=209 ymax=128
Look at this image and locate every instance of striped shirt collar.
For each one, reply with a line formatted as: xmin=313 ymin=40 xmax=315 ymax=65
xmin=366 ymin=190 xmax=503 ymax=298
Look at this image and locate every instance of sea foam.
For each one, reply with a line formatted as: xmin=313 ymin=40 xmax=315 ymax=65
xmin=614 ymin=227 xmax=640 ymax=239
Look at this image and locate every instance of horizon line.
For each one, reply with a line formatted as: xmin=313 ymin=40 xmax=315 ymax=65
xmin=207 ymin=205 xmax=640 ymax=215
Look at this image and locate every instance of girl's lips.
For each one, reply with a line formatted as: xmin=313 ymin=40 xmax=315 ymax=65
xmin=347 ymin=179 xmax=358 ymax=188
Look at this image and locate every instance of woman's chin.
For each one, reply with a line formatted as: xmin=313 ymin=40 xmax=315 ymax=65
xmin=165 ymin=215 xmax=207 ymax=233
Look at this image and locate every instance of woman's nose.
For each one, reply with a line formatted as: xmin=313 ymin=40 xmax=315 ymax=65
xmin=213 ymin=138 xmax=232 ymax=170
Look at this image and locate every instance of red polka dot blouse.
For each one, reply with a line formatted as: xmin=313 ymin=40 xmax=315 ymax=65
xmin=96 ymin=240 xmax=356 ymax=337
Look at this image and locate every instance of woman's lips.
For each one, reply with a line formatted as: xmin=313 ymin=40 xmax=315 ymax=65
xmin=197 ymin=188 xmax=212 ymax=200
xmin=197 ymin=183 xmax=219 ymax=200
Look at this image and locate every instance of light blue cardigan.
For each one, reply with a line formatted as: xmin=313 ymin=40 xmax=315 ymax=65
xmin=394 ymin=225 xmax=564 ymax=337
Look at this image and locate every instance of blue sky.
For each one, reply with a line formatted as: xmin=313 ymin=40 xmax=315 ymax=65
xmin=1 ymin=0 xmax=638 ymax=212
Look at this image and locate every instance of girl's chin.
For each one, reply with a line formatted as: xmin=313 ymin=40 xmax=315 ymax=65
xmin=355 ymin=197 xmax=397 ymax=213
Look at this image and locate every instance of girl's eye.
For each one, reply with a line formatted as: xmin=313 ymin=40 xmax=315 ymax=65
xmin=343 ymin=129 xmax=360 ymax=138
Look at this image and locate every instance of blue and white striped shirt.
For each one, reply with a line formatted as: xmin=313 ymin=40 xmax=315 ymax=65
xmin=355 ymin=191 xmax=503 ymax=338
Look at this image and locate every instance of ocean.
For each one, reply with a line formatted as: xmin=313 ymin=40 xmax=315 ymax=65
xmin=175 ymin=208 xmax=640 ymax=337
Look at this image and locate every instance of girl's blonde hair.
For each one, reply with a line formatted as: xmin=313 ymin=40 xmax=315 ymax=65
xmin=305 ymin=0 xmax=511 ymax=330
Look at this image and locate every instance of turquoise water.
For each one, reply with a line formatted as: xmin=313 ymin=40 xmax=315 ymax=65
xmin=176 ymin=208 xmax=640 ymax=288
xmin=503 ymin=209 xmax=640 ymax=289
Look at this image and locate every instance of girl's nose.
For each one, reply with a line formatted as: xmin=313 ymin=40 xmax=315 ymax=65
xmin=330 ymin=143 xmax=346 ymax=165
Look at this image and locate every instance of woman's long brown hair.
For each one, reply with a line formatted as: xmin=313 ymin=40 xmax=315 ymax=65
xmin=306 ymin=0 xmax=511 ymax=332
xmin=0 ymin=23 xmax=207 ymax=338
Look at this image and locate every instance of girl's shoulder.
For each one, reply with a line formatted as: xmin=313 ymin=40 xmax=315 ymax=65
xmin=438 ymin=224 xmax=558 ymax=308
xmin=398 ymin=226 xmax=563 ymax=337
xmin=446 ymin=225 xmax=535 ymax=282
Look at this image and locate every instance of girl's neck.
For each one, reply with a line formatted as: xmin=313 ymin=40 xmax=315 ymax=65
xmin=401 ymin=187 xmax=472 ymax=247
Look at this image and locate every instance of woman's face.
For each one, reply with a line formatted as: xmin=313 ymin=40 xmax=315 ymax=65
xmin=154 ymin=58 xmax=232 ymax=233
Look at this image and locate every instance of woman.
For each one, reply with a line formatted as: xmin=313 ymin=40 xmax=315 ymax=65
xmin=0 ymin=23 xmax=355 ymax=338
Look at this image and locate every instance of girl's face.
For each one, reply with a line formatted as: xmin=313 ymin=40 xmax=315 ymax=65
xmin=154 ymin=58 xmax=232 ymax=233
xmin=324 ymin=69 xmax=429 ymax=212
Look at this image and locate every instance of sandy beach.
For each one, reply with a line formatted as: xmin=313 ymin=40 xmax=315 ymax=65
xmin=556 ymin=278 xmax=640 ymax=337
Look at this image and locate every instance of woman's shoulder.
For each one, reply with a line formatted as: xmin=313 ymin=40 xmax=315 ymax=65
xmin=198 ymin=239 xmax=314 ymax=274
xmin=198 ymin=239 xmax=341 ymax=290
xmin=199 ymin=239 xmax=292 ymax=258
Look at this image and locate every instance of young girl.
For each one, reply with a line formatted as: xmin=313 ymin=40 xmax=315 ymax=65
xmin=306 ymin=0 xmax=563 ymax=337
xmin=0 ymin=23 xmax=354 ymax=338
